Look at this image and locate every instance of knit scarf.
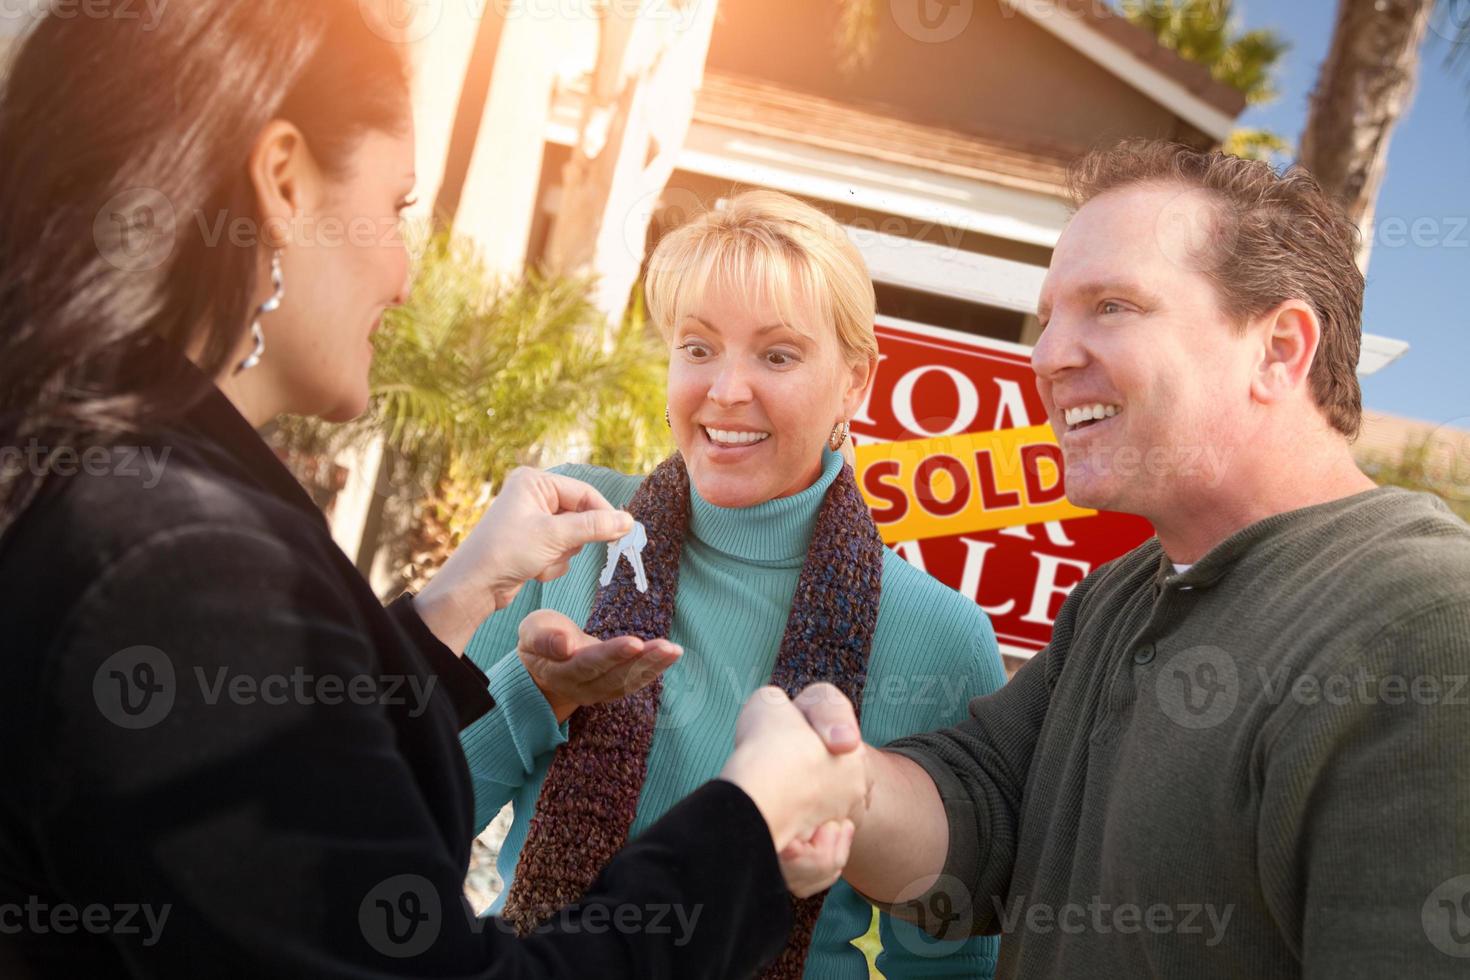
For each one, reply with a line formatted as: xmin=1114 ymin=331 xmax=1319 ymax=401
xmin=500 ymin=451 xmax=884 ymax=978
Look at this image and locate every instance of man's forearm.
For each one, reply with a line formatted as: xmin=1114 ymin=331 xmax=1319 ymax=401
xmin=844 ymin=747 xmax=951 ymax=903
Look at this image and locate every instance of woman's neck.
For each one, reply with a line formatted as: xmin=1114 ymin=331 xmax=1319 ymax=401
xmin=687 ymin=450 xmax=844 ymax=565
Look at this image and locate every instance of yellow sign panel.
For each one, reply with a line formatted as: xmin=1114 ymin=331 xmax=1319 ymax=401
xmin=854 ymin=424 xmax=1095 ymax=545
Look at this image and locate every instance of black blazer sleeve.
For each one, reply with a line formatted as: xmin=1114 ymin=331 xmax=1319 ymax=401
xmin=32 ymin=522 xmax=791 ymax=977
xmin=382 ymin=590 xmax=497 ymax=729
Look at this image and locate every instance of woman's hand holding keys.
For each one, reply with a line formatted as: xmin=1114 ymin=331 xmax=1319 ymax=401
xmin=414 ymin=467 xmax=635 ymax=654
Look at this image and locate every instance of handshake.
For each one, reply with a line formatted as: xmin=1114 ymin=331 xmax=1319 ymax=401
xmin=720 ymin=683 xmax=873 ymax=898
xmin=516 ymin=610 xmax=871 ymax=898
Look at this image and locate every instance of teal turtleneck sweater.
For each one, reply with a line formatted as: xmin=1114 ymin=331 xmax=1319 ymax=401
xmin=460 ymin=449 xmax=1004 ymax=978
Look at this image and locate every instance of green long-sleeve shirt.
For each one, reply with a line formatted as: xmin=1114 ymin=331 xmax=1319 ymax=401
xmin=879 ymin=486 xmax=1470 ymax=978
xmin=460 ymin=449 xmax=1005 ymax=978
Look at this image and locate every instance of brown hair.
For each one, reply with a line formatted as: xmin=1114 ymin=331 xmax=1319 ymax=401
xmin=1068 ymin=139 xmax=1365 ymax=438
xmin=0 ymin=0 xmax=410 ymax=537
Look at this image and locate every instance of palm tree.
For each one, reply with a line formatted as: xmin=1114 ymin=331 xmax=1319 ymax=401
xmin=1298 ymin=0 xmax=1435 ymax=269
xmin=273 ymin=232 xmax=671 ymax=591
xmin=1119 ymin=0 xmax=1291 ymax=160
xmin=833 ymin=1 xmax=1289 ymax=158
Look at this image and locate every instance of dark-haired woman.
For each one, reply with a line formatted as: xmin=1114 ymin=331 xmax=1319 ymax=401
xmin=0 ymin=3 xmax=867 ymax=976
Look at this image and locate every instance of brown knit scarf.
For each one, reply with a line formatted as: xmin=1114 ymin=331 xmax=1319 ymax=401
xmin=501 ymin=451 xmax=884 ymax=977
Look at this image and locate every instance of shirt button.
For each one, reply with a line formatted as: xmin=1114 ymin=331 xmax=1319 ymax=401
xmin=1133 ymin=644 xmax=1156 ymax=666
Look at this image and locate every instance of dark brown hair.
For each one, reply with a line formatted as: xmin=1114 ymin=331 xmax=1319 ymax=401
xmin=0 ymin=0 xmax=411 ymax=535
xmin=1068 ymin=139 xmax=1365 ymax=438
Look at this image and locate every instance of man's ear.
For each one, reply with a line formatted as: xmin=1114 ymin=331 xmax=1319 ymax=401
xmin=246 ymin=120 xmax=320 ymax=248
xmin=1250 ymin=301 xmax=1321 ymax=408
xmin=841 ymin=354 xmax=879 ymax=423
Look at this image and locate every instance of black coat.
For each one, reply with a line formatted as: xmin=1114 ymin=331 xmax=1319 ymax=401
xmin=0 ymin=363 xmax=790 ymax=977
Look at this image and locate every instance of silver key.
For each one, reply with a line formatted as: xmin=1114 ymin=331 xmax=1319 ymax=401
xmin=599 ymin=521 xmax=649 ymax=593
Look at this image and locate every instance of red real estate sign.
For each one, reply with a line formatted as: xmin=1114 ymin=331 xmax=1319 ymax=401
xmin=852 ymin=316 xmax=1155 ymax=661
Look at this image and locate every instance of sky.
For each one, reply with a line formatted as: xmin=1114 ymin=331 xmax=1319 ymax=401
xmin=1236 ymin=1 xmax=1470 ymax=428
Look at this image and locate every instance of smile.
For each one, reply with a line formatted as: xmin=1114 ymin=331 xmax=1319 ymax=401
xmin=702 ymin=426 xmax=771 ymax=447
xmin=1063 ymin=403 xmax=1121 ymax=432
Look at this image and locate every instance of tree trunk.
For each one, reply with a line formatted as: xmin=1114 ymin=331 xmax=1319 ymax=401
xmin=431 ymin=4 xmax=509 ymax=232
xmin=543 ymin=0 xmax=720 ymax=328
xmin=1298 ymin=0 xmax=1433 ymax=272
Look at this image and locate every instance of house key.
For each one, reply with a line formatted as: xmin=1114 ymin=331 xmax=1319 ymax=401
xmin=599 ymin=520 xmax=649 ymax=593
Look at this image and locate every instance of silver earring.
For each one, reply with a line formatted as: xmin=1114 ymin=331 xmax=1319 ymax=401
xmin=828 ymin=419 xmax=850 ymax=451
xmin=235 ymin=248 xmax=284 ymax=374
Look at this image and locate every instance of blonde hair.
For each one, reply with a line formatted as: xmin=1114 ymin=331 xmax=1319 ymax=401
xmin=644 ymin=190 xmax=878 ymax=364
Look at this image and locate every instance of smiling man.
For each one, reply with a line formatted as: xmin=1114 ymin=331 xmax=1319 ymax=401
xmin=817 ymin=140 xmax=1470 ymax=977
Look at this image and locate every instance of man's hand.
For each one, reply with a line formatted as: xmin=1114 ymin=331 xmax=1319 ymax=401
xmin=414 ymin=468 xmax=634 ymax=654
xmin=718 ymin=684 xmax=872 ymax=895
xmin=516 ymin=610 xmax=681 ymax=723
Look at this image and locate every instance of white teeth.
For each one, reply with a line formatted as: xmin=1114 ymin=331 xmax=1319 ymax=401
xmin=704 ymin=427 xmax=771 ymax=446
xmin=1063 ymin=404 xmax=1122 ymax=428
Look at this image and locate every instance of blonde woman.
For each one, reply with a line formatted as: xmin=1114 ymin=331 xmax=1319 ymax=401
xmin=460 ymin=190 xmax=1004 ymax=978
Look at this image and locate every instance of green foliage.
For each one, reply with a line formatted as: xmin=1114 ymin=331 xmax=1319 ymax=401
xmin=273 ymin=229 xmax=670 ymax=577
xmin=834 ymin=0 xmax=880 ymax=74
xmin=1120 ymin=0 xmax=1289 ymax=103
xmin=1359 ymin=435 xmax=1470 ymax=523
xmin=587 ymin=288 xmax=676 ymax=475
xmin=1119 ymin=1 xmax=1291 ymax=161
xmin=1223 ymin=127 xmax=1293 ymax=163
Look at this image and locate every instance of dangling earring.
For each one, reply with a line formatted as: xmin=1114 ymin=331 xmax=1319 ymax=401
xmin=664 ymin=407 xmax=671 ymax=430
xmin=828 ymin=419 xmax=850 ymax=451
xmin=235 ymin=248 xmax=285 ymax=375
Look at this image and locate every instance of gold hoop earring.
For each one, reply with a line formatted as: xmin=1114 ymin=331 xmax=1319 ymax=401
xmin=828 ymin=420 xmax=850 ymax=452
